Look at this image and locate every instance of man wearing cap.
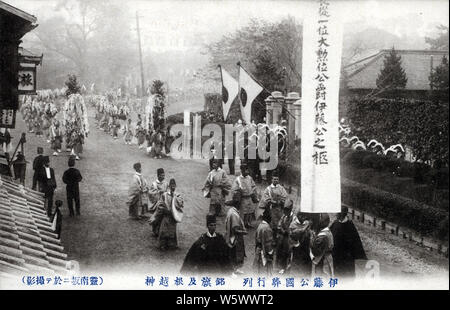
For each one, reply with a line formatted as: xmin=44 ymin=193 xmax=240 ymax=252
xmin=39 ymin=156 xmax=57 ymax=217
xmin=225 ymin=192 xmax=247 ymax=276
xmin=231 ymin=164 xmax=258 ymax=229
xmin=203 ymin=159 xmax=230 ymax=217
xmin=330 ymin=206 xmax=367 ymax=278
xmin=180 ymin=214 xmax=232 ymax=275
xmin=148 ymin=168 xmax=168 ymax=212
xmin=50 ymin=120 xmax=63 ymax=156
xmin=288 ymin=212 xmax=313 ymax=277
xmin=258 ymin=173 xmax=288 ymax=238
xmin=32 ymin=147 xmax=45 ymax=191
xmin=153 ymin=178 xmax=183 ymax=250
xmin=148 ymin=168 xmax=169 ymax=235
xmin=275 ymin=199 xmax=295 ymax=274
xmin=310 ymin=213 xmax=334 ymax=278
xmin=127 ymin=162 xmax=149 ymax=220
xmin=253 ymin=208 xmax=274 ymax=276
xmin=62 ymin=156 xmax=83 ymax=216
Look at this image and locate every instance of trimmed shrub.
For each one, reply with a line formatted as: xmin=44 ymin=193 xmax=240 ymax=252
xmin=342 ymin=178 xmax=449 ymax=241
xmin=343 ymin=150 xmax=372 ymax=169
xmin=278 ymin=160 xmax=300 ymax=186
xmin=339 ymin=147 xmax=352 ymax=161
xmin=413 ymin=162 xmax=432 ymax=183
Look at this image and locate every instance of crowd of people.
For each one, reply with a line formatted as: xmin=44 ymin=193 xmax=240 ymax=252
xmin=18 ymin=81 xmax=366 ymax=282
xmin=31 ymin=147 xmax=83 ymax=238
xmin=20 ymin=87 xmax=89 ymax=160
xmin=90 ymin=90 xmax=170 ymax=159
xmin=179 ymin=159 xmax=367 ymax=280
xmin=125 ymin=164 xmax=184 ymax=251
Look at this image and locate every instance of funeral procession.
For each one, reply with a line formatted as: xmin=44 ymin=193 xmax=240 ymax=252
xmin=0 ymin=0 xmax=448 ymax=291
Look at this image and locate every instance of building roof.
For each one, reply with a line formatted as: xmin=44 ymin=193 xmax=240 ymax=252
xmin=0 ymin=0 xmax=37 ymax=39
xmin=0 ymin=0 xmax=36 ymax=23
xmin=345 ymin=49 xmax=449 ymax=90
xmin=0 ymin=175 xmax=74 ymax=279
xmin=18 ymin=47 xmax=43 ymax=65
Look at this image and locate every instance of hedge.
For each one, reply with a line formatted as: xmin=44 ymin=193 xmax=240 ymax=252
xmin=341 ymin=178 xmax=449 ymax=241
xmin=341 ymin=148 xmax=449 ymax=188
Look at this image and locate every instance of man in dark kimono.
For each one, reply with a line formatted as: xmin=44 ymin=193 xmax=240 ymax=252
xmin=310 ymin=213 xmax=334 ymax=278
xmin=275 ymin=199 xmax=295 ymax=274
xmin=62 ymin=156 xmax=83 ymax=216
xmin=288 ymin=212 xmax=313 ymax=277
xmin=32 ymin=147 xmax=44 ymax=191
xmin=180 ymin=215 xmax=232 ymax=276
xmin=330 ymin=206 xmax=367 ymax=278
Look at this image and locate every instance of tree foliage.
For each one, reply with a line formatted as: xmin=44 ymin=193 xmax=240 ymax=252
xmin=346 ymin=97 xmax=449 ymax=164
xmin=425 ymin=25 xmax=449 ymax=51
xmin=30 ymin=0 xmax=137 ymax=90
xmin=65 ymin=74 xmax=81 ymax=97
xmin=429 ymin=55 xmax=449 ymax=101
xmin=150 ymin=80 xmax=166 ymax=99
xmin=376 ymin=47 xmax=408 ymax=91
xmin=204 ymin=17 xmax=302 ymax=93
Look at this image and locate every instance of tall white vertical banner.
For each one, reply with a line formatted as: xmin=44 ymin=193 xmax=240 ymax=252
xmin=301 ymin=0 xmax=343 ymax=213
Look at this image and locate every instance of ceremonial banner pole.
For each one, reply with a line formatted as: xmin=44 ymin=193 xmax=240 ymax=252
xmin=184 ymin=110 xmax=191 ymax=158
xmin=300 ymin=0 xmax=343 ymax=213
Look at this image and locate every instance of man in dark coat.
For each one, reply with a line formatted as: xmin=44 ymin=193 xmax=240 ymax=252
xmin=39 ymin=156 xmax=57 ymax=217
xmin=180 ymin=215 xmax=232 ymax=276
xmin=62 ymin=156 xmax=83 ymax=216
xmin=330 ymin=206 xmax=367 ymax=278
xmin=32 ymin=147 xmax=44 ymax=190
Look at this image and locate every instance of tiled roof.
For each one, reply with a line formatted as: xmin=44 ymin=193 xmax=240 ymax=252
xmin=0 ymin=175 xmax=73 ymax=279
xmin=345 ymin=50 xmax=449 ymax=90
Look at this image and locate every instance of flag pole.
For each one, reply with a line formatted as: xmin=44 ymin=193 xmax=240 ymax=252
xmin=237 ymin=61 xmax=242 ymax=122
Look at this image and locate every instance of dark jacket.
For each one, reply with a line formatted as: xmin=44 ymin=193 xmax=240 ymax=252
xmin=33 ymin=155 xmax=44 ymax=172
xmin=62 ymin=168 xmax=83 ymax=194
xmin=39 ymin=167 xmax=57 ymax=196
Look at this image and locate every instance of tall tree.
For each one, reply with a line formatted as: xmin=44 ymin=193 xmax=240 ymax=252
xmin=425 ymin=25 xmax=449 ymax=51
xmin=376 ymin=47 xmax=408 ymax=91
xmin=29 ymin=0 xmax=136 ymax=90
xmin=204 ymin=17 xmax=302 ymax=93
xmin=429 ymin=55 xmax=449 ymax=101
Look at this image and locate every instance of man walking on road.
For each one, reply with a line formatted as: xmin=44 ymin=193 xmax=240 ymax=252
xmin=330 ymin=206 xmax=367 ymax=278
xmin=32 ymin=147 xmax=44 ymax=191
xmin=62 ymin=156 xmax=83 ymax=216
xmin=257 ymin=173 xmax=288 ymax=239
xmin=225 ymin=192 xmax=247 ymax=276
xmin=39 ymin=156 xmax=57 ymax=217
xmin=203 ymin=159 xmax=230 ymax=217
xmin=231 ymin=163 xmax=258 ymax=229
xmin=148 ymin=168 xmax=168 ymax=213
xmin=127 ymin=162 xmax=149 ymax=220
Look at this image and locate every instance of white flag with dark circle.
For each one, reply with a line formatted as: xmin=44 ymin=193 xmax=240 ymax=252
xmin=238 ymin=65 xmax=263 ymax=124
xmin=219 ymin=66 xmax=239 ymax=121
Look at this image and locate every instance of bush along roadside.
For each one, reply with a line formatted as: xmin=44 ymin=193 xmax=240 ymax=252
xmin=341 ymin=178 xmax=449 ymax=242
xmin=340 ymin=148 xmax=449 ymax=209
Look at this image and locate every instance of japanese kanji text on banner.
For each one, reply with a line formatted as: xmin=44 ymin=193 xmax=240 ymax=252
xmin=300 ymin=0 xmax=343 ymax=213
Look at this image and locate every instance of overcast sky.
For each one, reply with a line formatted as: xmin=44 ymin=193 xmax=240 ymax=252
xmin=7 ymin=0 xmax=450 ymax=53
